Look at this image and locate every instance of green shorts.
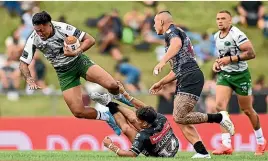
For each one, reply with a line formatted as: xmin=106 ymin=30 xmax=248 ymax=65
xmin=216 ymin=69 xmax=252 ymax=96
xmin=56 ymin=54 xmax=95 ymax=91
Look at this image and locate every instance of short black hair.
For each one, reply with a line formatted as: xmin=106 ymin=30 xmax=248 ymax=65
xmin=32 ymin=11 xmax=52 ymax=25
xmin=158 ymin=10 xmax=171 ymax=15
xmin=218 ymin=10 xmax=232 ymax=17
xmin=136 ymin=106 xmax=157 ymax=124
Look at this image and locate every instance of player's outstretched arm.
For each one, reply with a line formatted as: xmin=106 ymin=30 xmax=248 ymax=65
xmin=149 ymin=71 xmax=176 ymax=95
xmin=19 ymin=61 xmax=40 ymax=90
xmin=117 ymin=81 xmax=147 ymax=109
xmin=103 ymin=137 xmax=137 ymax=157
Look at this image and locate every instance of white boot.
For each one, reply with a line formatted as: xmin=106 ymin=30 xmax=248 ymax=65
xmin=191 ymin=153 xmax=211 ymax=159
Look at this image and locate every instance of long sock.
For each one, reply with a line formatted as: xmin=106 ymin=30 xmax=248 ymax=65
xmin=222 ymin=133 xmax=231 ymax=148
xmin=254 ymin=128 xmax=265 ymax=145
xmin=193 ymin=141 xmax=209 ymax=155
xmin=113 ymin=93 xmax=134 ymax=107
xmin=96 ymin=111 xmax=109 ymax=121
xmin=207 ymin=113 xmax=222 ymax=123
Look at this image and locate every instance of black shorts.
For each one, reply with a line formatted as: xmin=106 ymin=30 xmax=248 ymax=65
xmin=175 ymin=69 xmax=204 ymax=99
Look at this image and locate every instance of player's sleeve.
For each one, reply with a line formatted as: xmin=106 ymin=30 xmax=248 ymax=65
xmin=20 ymin=32 xmax=36 ymax=65
xmin=56 ymin=21 xmax=86 ymax=41
xmin=129 ymin=132 xmax=146 ymax=156
xmin=166 ymin=30 xmax=181 ymax=42
xmin=231 ymin=27 xmax=249 ymax=46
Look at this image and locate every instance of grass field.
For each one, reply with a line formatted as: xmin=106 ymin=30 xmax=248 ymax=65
xmin=0 ymin=151 xmax=267 ymax=161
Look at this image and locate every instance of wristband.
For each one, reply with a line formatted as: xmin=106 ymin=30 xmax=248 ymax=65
xmin=129 ymin=96 xmax=134 ymax=102
xmin=116 ymin=148 xmax=120 ymax=154
xmin=108 ymin=143 xmax=112 ymax=149
xmin=229 ymin=56 xmax=233 ymax=62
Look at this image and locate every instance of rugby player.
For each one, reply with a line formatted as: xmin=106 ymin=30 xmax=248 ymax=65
xmin=149 ymin=11 xmax=234 ymax=158
xmin=212 ymin=10 xmax=266 ymax=155
xmin=19 ymin=11 xmax=134 ymax=136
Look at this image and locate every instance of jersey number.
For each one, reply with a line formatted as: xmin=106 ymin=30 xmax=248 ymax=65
xmin=158 ymin=138 xmax=177 ymax=157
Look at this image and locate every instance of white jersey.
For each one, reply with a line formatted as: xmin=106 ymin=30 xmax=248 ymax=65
xmin=20 ymin=21 xmax=85 ymax=68
xmin=214 ymin=26 xmax=249 ymax=72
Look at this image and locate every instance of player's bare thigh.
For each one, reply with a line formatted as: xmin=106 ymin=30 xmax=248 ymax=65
xmin=215 ymin=85 xmax=233 ymax=111
xmin=113 ymin=111 xmax=138 ymax=142
xmin=117 ymin=105 xmax=141 ymax=131
xmin=62 ymin=85 xmax=85 ymax=117
xmin=85 ymin=65 xmax=118 ymax=92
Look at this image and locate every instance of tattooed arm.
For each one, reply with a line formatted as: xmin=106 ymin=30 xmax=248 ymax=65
xmin=19 ymin=61 xmax=40 ymax=90
xmin=19 ymin=31 xmax=40 ymax=90
xmin=217 ymin=41 xmax=256 ymax=66
xmin=231 ymin=41 xmax=256 ymax=61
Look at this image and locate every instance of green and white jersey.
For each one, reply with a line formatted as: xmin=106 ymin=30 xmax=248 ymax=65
xmin=214 ymin=26 xmax=249 ymax=72
xmin=20 ymin=21 xmax=85 ymax=68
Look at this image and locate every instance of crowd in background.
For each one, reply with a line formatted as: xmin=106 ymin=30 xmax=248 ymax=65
xmin=0 ymin=1 xmax=267 ymax=113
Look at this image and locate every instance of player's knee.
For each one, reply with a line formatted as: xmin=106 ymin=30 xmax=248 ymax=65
xmin=121 ymin=124 xmax=132 ymax=135
xmin=106 ymin=81 xmax=119 ymax=92
xmin=71 ymin=109 xmax=84 ymax=118
xmin=128 ymin=116 xmax=137 ymax=124
xmin=241 ymin=107 xmax=255 ymax=116
xmin=173 ymin=115 xmax=185 ymax=124
xmin=215 ymin=102 xmax=227 ymax=112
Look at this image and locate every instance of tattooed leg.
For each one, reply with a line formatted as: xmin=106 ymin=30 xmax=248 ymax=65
xmin=173 ymin=93 xmax=223 ymax=125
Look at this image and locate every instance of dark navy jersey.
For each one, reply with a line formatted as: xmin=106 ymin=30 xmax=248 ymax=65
xmin=130 ymin=114 xmax=179 ymax=157
xmin=164 ymin=24 xmax=199 ymax=77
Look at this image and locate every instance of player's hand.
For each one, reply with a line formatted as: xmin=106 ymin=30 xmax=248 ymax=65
xmin=217 ymin=56 xmax=231 ymax=66
xmin=212 ymin=60 xmax=221 ymax=72
xmin=103 ymin=136 xmax=113 ymax=148
xmin=149 ymin=82 xmax=163 ymax=94
xmin=116 ymin=81 xmax=128 ymax=95
xmin=153 ymin=61 xmax=166 ymax=75
xmin=26 ymin=77 xmax=41 ymax=90
xmin=64 ymin=45 xmax=77 ymax=57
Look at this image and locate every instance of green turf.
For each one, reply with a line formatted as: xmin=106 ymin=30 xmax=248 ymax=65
xmin=1 ymin=2 xmax=268 ymax=116
xmin=0 ymin=151 xmax=267 ymax=161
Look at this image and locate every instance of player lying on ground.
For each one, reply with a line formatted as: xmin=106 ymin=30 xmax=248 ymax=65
xmin=19 ymin=11 xmax=134 ymax=136
xmin=100 ymin=87 xmax=179 ymax=157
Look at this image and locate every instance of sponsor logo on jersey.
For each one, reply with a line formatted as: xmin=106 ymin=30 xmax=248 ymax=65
xmin=224 ymin=41 xmax=231 ymax=46
xmin=66 ymin=25 xmax=73 ymax=31
xmin=150 ymin=122 xmax=170 ymax=144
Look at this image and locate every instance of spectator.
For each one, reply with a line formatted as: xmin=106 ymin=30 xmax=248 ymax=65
xmin=97 ymin=9 xmax=123 ymax=61
xmin=140 ymin=8 xmax=164 ymax=45
xmin=5 ymin=30 xmax=25 ymax=61
xmin=123 ymin=7 xmax=145 ymax=34
xmin=252 ymin=75 xmax=268 ymax=113
xmin=0 ymin=57 xmax=21 ymax=100
xmin=2 ymin=1 xmax=23 ymax=17
xmin=115 ymin=58 xmax=141 ymax=93
xmin=236 ymin=1 xmax=265 ymax=28
xmin=194 ymin=32 xmax=217 ymax=65
xmin=253 ymin=75 xmax=267 ymax=91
